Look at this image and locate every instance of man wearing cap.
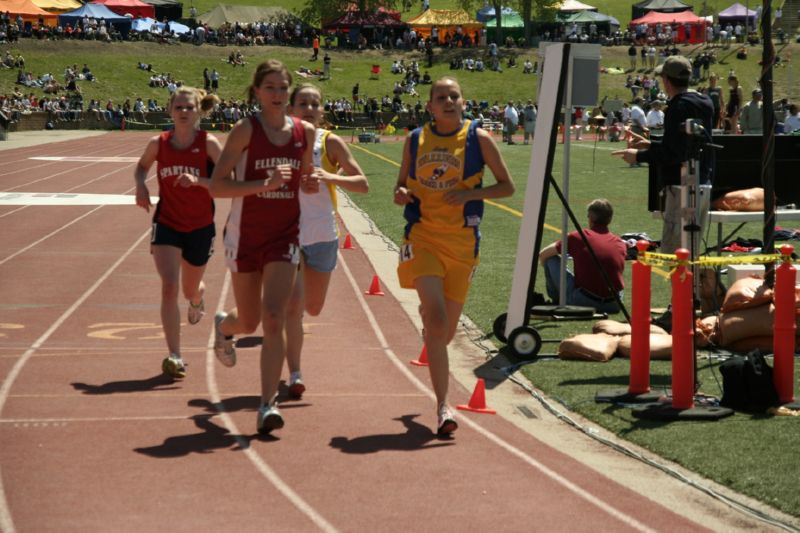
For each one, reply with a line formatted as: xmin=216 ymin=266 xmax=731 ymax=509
xmin=739 ymin=89 xmax=763 ymax=134
xmin=613 ymin=55 xmax=714 ymax=255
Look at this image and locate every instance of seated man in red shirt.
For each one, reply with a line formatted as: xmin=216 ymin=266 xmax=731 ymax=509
xmin=539 ymin=199 xmax=626 ymax=314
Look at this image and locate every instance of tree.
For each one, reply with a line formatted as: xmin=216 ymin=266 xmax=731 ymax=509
xmin=300 ymin=0 xmax=403 ymax=26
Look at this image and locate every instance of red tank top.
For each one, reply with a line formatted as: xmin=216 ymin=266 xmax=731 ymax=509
xmin=229 ymin=115 xmax=306 ymax=249
xmin=154 ymin=129 xmax=214 ymax=232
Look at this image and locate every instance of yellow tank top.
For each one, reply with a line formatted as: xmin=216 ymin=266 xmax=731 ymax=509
xmin=404 ymin=119 xmax=485 ymax=257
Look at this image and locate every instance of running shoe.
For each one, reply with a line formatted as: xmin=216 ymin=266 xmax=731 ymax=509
xmin=187 ymin=298 xmax=205 ymax=325
xmin=256 ymin=402 xmax=284 ymax=434
xmin=288 ymin=371 xmax=305 ymax=399
xmin=162 ymin=353 xmax=186 ymax=379
xmin=214 ymin=312 xmax=236 ymax=367
xmin=437 ymin=402 xmax=458 ymax=436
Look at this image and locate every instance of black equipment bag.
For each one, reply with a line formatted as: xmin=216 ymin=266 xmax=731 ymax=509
xmin=719 ymin=350 xmax=780 ymax=413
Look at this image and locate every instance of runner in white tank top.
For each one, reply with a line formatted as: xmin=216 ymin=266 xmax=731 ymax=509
xmin=285 ymin=84 xmax=369 ymax=399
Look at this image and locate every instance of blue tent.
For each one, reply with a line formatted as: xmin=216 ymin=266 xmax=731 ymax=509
xmin=58 ymin=3 xmax=132 ymax=36
xmin=131 ymin=16 xmax=155 ymax=31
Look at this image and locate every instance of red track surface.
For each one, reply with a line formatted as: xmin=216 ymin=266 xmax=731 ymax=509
xmin=0 ymin=133 xmax=713 ymax=532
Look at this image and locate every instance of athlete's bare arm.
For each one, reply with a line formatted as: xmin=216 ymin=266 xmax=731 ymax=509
xmin=318 ymin=133 xmax=369 ymax=193
xmin=208 ymin=119 xmax=289 ymax=198
xmin=134 ymin=136 xmax=159 ymax=212
xmin=442 ymin=128 xmax=515 ymax=205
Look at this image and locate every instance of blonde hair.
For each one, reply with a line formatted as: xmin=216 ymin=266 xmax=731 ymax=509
xmin=168 ymin=86 xmax=219 ymax=118
xmin=247 ymin=59 xmax=292 ymax=104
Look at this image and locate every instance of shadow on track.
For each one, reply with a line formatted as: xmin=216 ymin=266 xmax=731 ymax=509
xmin=133 ymin=414 xmax=256 ymax=457
xmin=329 ymin=414 xmax=454 ymax=454
xmin=71 ymin=374 xmax=179 ymax=394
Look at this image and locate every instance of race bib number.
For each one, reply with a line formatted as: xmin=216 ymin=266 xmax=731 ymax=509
xmin=399 ymin=243 xmax=414 ymax=263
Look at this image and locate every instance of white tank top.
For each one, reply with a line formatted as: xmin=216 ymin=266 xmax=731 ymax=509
xmin=299 ymin=128 xmax=338 ymax=246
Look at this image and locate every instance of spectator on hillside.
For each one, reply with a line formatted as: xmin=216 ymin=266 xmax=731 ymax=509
xmin=210 ymin=68 xmax=219 ymax=93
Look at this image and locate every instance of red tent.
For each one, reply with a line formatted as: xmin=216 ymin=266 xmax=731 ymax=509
xmin=91 ymin=0 xmax=154 ymax=19
xmin=630 ymin=9 xmax=707 ymax=43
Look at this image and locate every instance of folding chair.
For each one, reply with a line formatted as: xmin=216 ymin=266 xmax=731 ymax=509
xmin=369 ymin=64 xmax=381 ymax=80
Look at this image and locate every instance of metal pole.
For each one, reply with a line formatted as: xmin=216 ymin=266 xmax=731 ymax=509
xmin=559 ymin=51 xmax=574 ymax=306
xmin=761 ymin=0 xmax=776 ymax=287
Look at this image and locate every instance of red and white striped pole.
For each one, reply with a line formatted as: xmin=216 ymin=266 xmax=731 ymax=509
xmin=773 ymin=244 xmax=796 ymax=404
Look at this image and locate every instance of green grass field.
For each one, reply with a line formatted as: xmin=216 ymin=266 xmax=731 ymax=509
xmin=349 ymin=137 xmax=800 ymax=519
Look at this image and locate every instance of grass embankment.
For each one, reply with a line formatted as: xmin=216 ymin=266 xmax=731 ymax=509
xmin=1 ymin=40 xmax=797 ymax=108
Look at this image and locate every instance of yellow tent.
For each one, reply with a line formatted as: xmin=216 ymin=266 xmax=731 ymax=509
xmin=31 ymin=0 xmax=81 ymax=13
xmin=407 ymin=9 xmax=483 ymax=43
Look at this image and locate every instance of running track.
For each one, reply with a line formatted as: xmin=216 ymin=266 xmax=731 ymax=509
xmin=0 ymin=132 xmax=769 ymax=532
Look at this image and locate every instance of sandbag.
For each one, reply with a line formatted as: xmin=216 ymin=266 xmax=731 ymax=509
xmin=592 ymin=319 xmax=667 ymax=336
xmin=728 ymin=336 xmax=774 ymax=353
xmin=721 ymin=277 xmax=772 ymax=313
xmin=558 ymin=333 xmax=619 ymax=362
xmin=617 ymin=334 xmax=672 ymax=360
xmin=695 ymin=315 xmax=719 ymax=347
xmin=711 ymin=188 xmax=764 ymax=211
xmin=720 ymin=304 xmax=774 ymax=347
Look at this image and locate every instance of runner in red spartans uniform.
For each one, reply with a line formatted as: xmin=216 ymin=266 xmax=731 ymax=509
xmin=135 ymin=86 xmax=223 ymax=379
xmin=209 ymin=59 xmax=317 ymax=434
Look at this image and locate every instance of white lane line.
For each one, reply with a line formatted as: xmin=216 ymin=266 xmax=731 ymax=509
xmin=335 ymin=252 xmax=657 ymax=533
xmin=0 ymin=173 xmax=154 ymax=264
xmin=0 ymin=228 xmax=151 ymax=533
xmin=1 ymin=144 xmax=142 ymax=190
xmin=0 ymin=205 xmax=105 ymax=266
xmin=205 ymin=274 xmax=338 ymax=533
xmin=30 ymin=156 xmax=140 ymax=162
xmin=0 ymin=192 xmax=157 ymax=206
xmin=1 ymin=416 xmax=189 ymax=424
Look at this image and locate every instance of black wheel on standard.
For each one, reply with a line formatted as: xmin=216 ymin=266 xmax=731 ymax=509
xmin=492 ymin=313 xmax=508 ymax=343
xmin=507 ymin=326 xmax=542 ymax=360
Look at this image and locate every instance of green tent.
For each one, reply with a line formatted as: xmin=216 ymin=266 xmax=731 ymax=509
xmin=485 ymin=12 xmax=525 ymax=40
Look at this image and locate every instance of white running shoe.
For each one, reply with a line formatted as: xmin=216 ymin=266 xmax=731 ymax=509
xmin=161 ymin=353 xmax=186 ymax=379
xmin=214 ymin=312 xmax=236 ymax=367
xmin=256 ymin=402 xmax=284 ymax=434
xmin=437 ymin=402 xmax=458 ymax=436
xmin=288 ymin=371 xmax=305 ymax=399
xmin=188 ymin=298 xmax=205 ymax=325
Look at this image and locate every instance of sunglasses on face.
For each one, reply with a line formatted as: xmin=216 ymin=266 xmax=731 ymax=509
xmin=174 ymin=105 xmax=195 ymax=112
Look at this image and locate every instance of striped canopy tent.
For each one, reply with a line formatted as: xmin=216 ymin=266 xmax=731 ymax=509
xmin=0 ymin=0 xmax=58 ymax=23
xmin=92 ymin=0 xmax=155 ymax=19
xmin=30 ymin=0 xmax=80 ymax=13
xmin=407 ymin=9 xmax=484 ymax=43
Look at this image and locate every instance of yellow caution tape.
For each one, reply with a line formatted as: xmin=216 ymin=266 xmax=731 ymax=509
xmin=638 ymin=252 xmax=788 ymax=268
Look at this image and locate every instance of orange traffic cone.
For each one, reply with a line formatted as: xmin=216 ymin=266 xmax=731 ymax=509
xmin=342 ymin=233 xmax=354 ymax=250
xmin=457 ymin=378 xmax=496 ymax=414
xmin=410 ymin=345 xmax=429 ymax=366
xmin=365 ymin=275 xmax=385 ymax=296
